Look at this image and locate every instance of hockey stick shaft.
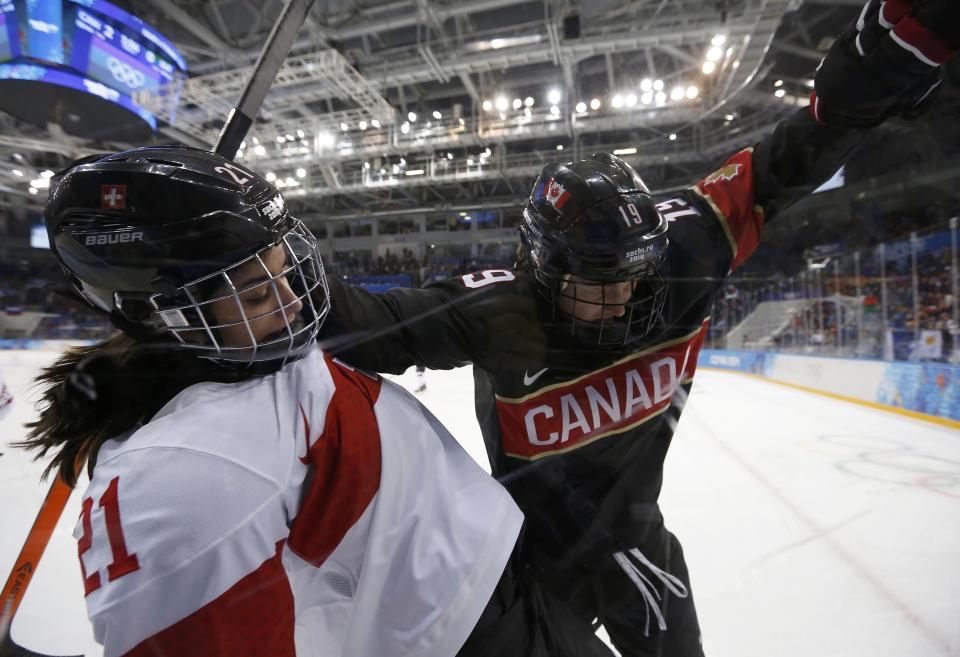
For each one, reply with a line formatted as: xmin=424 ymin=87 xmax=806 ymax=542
xmin=214 ymin=0 xmax=318 ymax=159
xmin=0 ymin=477 xmax=76 ymax=657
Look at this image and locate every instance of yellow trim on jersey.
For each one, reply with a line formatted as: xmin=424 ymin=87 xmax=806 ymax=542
xmin=504 ymin=403 xmax=673 ymax=461
xmin=690 ymin=184 xmax=737 ymax=264
xmin=701 ymin=368 xmax=960 ymax=430
xmin=496 ymin=319 xmax=709 ymax=405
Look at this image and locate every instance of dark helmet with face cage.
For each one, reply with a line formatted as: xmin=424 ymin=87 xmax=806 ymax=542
xmin=44 ymin=145 xmax=328 ymax=366
xmin=519 ymin=152 xmax=669 ymax=345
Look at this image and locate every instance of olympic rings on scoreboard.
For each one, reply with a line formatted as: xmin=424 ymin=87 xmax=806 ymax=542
xmin=107 ymin=56 xmax=146 ymax=90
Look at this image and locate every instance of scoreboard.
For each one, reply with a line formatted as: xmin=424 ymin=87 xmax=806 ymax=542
xmin=0 ymin=0 xmax=186 ymax=137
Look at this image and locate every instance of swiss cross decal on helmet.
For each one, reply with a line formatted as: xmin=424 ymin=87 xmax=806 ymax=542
xmin=520 ymin=152 xmax=670 ymax=345
xmin=45 ymin=145 xmax=329 ymax=367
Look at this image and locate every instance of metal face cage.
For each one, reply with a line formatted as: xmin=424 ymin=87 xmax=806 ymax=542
xmin=149 ymin=220 xmax=329 ymax=366
xmin=535 ymin=264 xmax=669 ymax=346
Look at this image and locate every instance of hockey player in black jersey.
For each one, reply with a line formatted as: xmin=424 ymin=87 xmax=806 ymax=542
xmin=320 ymin=3 xmax=958 ymax=655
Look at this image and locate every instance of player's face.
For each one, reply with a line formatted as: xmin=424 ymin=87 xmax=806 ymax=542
xmin=556 ymin=275 xmax=636 ymax=323
xmin=208 ymin=245 xmax=304 ymax=348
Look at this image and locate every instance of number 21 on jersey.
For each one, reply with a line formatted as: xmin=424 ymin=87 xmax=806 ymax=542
xmin=77 ymin=476 xmax=140 ymax=596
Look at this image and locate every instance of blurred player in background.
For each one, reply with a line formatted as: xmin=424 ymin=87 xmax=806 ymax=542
xmin=0 ymin=369 xmax=12 ymax=422
xmin=17 ymin=148 xmax=613 ymax=657
xmin=415 ymin=363 xmax=427 ymax=392
xmin=320 ymin=3 xmax=959 ymax=655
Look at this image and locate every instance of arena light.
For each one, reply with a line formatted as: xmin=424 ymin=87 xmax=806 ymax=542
xmin=556 ymin=144 xmax=564 ymax=150
xmin=358 ymin=120 xmax=368 ymax=130
xmin=590 ymin=98 xmax=601 ymax=110
xmin=447 ymin=152 xmax=454 ymax=160
xmin=655 ymin=91 xmax=667 ymax=105
xmin=774 ymin=79 xmax=784 ymax=87
xmin=640 ymin=92 xmax=653 ymax=105
xmin=613 ymin=147 xmax=637 ymax=155
xmin=513 ymin=98 xmax=522 ymax=110
xmin=550 ymin=104 xmax=561 ymax=115
xmin=30 ymin=177 xmax=49 ymax=189
xmin=408 ymin=111 xmax=417 ymax=122
xmin=702 ymin=61 xmax=716 ymax=75
xmin=482 ymin=99 xmax=493 ymax=112
xmin=625 ymin=93 xmax=637 ymax=107
xmin=265 ymin=171 xmax=277 ymax=182
xmin=340 ymin=122 xmax=348 ymax=131
xmin=254 ymin=145 xmax=266 ymax=156
xmin=495 ymin=96 xmax=509 ymax=111
xmin=467 ymin=158 xmax=474 ymax=165
xmin=318 ymin=132 xmax=335 ymax=148
xmin=547 ymin=88 xmax=562 ymax=104
xmin=524 ymin=96 xmax=535 ymax=107
xmin=653 ymin=79 xmax=664 ymax=91
xmin=28 ymin=187 xmax=37 ymax=195
xmin=433 ymin=110 xmax=442 ymax=120
xmin=285 ymin=177 xmax=296 ymax=186
xmin=611 ymin=94 xmax=624 ymax=108
xmin=575 ymin=101 xmax=587 ymax=113
xmin=371 ymin=119 xmax=381 ymax=129
xmin=686 ymin=86 xmax=699 ymax=99
xmin=405 ymin=169 xmax=425 ymax=176
xmin=297 ymin=130 xmax=305 ymax=138
xmin=400 ymin=122 xmax=410 ymax=134
xmin=669 ymin=133 xmax=677 ymax=141
xmin=670 ymin=86 xmax=685 ymax=101
xmin=296 ymin=168 xmax=306 ymax=178
xmin=11 ymin=169 xmax=22 ymax=177
xmin=706 ymin=46 xmax=723 ymax=62
xmin=774 ymin=89 xmax=787 ymax=98
xmin=640 ymin=78 xmax=653 ymax=92
xmin=711 ymin=34 xmax=726 ymax=47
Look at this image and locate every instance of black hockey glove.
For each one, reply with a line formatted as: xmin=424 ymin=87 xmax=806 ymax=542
xmin=811 ymin=0 xmax=960 ymax=128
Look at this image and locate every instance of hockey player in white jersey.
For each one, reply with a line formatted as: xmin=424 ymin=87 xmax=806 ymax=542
xmin=20 ymin=147 xmax=613 ymax=657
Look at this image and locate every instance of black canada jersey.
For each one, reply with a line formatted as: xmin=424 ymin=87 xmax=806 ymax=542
xmin=320 ymin=108 xmax=868 ymax=567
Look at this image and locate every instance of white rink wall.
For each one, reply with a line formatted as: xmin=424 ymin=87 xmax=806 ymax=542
xmin=699 ymin=349 xmax=960 ymax=423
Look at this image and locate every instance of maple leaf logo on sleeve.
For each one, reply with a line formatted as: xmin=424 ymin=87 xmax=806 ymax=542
xmin=702 ymin=163 xmax=742 ymax=186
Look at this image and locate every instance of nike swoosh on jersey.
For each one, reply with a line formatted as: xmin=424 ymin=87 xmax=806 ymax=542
xmin=523 ymin=368 xmax=548 ymax=386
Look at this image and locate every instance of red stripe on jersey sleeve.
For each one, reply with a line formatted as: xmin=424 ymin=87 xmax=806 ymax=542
xmin=287 ymin=357 xmax=383 ymax=566
xmin=693 ymin=148 xmax=764 ymax=273
xmin=125 ymin=540 xmax=294 ymax=657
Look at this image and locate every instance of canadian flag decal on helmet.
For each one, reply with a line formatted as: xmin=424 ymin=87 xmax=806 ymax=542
xmin=544 ymin=178 xmax=570 ymax=209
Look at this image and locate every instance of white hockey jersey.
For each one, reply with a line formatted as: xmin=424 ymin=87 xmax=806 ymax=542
xmin=74 ymin=348 xmax=523 ymax=657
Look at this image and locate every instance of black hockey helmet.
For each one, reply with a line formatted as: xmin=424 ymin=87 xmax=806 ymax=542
xmin=519 ymin=153 xmax=669 ymax=345
xmin=45 ymin=145 xmax=329 ymax=365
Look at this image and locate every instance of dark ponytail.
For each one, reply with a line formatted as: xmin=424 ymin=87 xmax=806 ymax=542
xmin=18 ymin=333 xmax=251 ymax=487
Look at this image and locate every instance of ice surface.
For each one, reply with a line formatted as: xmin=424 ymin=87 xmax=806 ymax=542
xmin=1 ymin=350 xmax=958 ymax=656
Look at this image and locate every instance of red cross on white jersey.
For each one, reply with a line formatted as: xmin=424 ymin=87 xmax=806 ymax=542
xmin=101 ymin=184 xmax=126 ymax=209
